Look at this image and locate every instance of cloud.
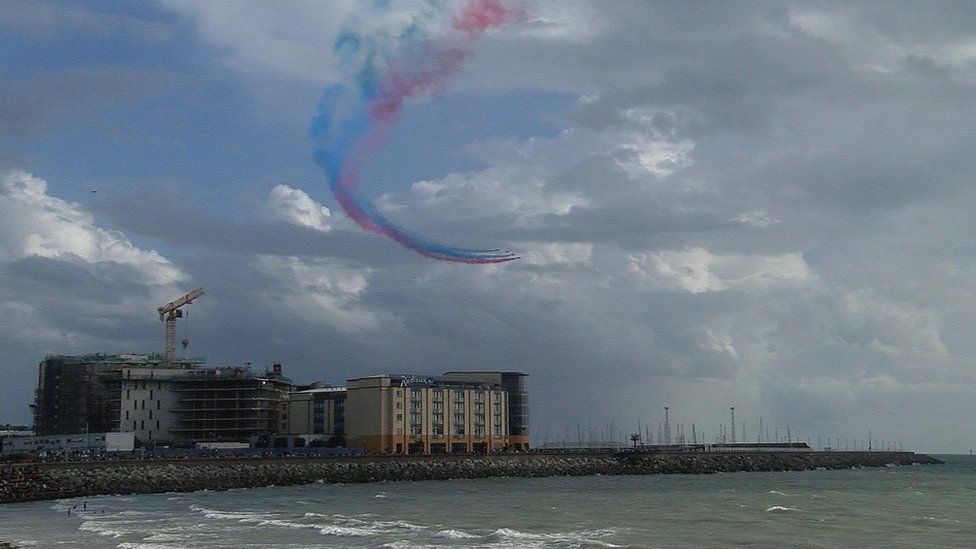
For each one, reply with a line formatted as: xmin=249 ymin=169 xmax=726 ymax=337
xmin=0 ymin=68 xmax=168 ymax=139
xmin=643 ymin=247 xmax=811 ymax=294
xmin=0 ymin=1 xmax=172 ymax=42
xmin=733 ymin=211 xmax=779 ymax=228
xmin=159 ymin=0 xmax=355 ymax=83
xmin=249 ymin=255 xmax=379 ymax=332
xmin=520 ymin=242 xmax=593 ymax=266
xmin=0 ymin=171 xmax=184 ymax=286
xmin=268 ymin=184 xmax=332 ymax=232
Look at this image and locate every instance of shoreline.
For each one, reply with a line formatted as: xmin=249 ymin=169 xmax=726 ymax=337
xmin=1 ymin=451 xmax=943 ymax=505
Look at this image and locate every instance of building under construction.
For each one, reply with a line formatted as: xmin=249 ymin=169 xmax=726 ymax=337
xmin=32 ymin=353 xmax=203 ymax=436
xmin=168 ymin=364 xmax=292 ymax=443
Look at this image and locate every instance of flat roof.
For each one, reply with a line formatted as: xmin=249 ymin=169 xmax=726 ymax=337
xmin=347 ymin=373 xmax=502 ymax=388
xmin=292 ymin=387 xmax=346 ymax=394
xmin=443 ymin=370 xmax=529 ymax=376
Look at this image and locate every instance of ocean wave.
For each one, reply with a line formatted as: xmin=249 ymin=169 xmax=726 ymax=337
xmin=486 ymin=526 xmax=621 ymax=546
xmin=318 ymin=525 xmax=380 ymax=537
xmin=765 ymin=506 xmax=799 ymax=513
xmin=373 ymin=520 xmax=425 ymax=531
xmin=380 ymin=542 xmax=441 ymax=549
xmin=767 ymin=490 xmax=788 ymax=496
xmin=490 ymin=527 xmax=617 ymax=539
xmin=142 ymin=532 xmax=190 ymax=542
xmin=433 ymin=528 xmax=480 ymax=539
xmin=78 ymin=520 xmax=128 ymax=538
xmin=256 ymin=518 xmax=320 ymax=530
xmin=317 ymin=519 xmax=430 ymax=537
xmin=188 ymin=504 xmax=274 ymax=522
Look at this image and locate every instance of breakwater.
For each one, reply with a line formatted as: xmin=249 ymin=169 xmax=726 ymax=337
xmin=1 ymin=451 xmax=942 ymax=504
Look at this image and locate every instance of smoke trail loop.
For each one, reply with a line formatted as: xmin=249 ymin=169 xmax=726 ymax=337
xmin=311 ymin=0 xmax=522 ymax=263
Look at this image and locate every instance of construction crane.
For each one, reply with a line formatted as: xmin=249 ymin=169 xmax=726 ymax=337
xmin=158 ymin=288 xmax=204 ymax=366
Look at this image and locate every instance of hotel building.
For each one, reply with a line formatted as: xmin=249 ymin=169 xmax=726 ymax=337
xmin=345 ymin=372 xmax=526 ymax=454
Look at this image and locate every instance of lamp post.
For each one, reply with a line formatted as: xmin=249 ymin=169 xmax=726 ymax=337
xmin=730 ymin=407 xmax=736 ymax=444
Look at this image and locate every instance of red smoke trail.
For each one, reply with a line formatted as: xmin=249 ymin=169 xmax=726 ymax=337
xmin=331 ymin=0 xmax=522 ymax=263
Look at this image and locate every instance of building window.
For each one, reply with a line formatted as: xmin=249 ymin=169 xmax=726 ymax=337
xmin=474 ymin=391 xmax=484 ymax=402
xmin=396 ymin=413 xmax=403 ymax=421
xmin=454 ymin=422 xmax=465 ymax=436
xmin=432 ymin=401 xmax=443 ymax=412
xmin=410 ymin=413 xmax=422 ymax=424
xmin=432 ymin=389 xmax=443 ymax=402
xmin=411 ymin=388 xmax=421 ymax=399
xmin=474 ymin=425 xmax=484 ymax=437
xmin=156 ymin=420 xmax=160 ymax=430
xmin=396 ymin=401 xmax=402 ymax=410
xmin=474 ymin=403 xmax=485 ymax=413
xmin=157 ymin=401 xmax=161 ymax=410
xmin=454 ymin=390 xmax=464 ymax=400
xmin=453 ymin=402 xmax=464 ymax=413
xmin=410 ymin=424 xmax=423 ymax=435
xmin=125 ymin=411 xmax=129 ymax=420
xmin=494 ymin=425 xmax=502 ymax=436
xmin=140 ymin=420 xmax=144 ymax=430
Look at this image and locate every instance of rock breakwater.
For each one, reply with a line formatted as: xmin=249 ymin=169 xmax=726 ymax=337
xmin=1 ymin=451 xmax=942 ymax=504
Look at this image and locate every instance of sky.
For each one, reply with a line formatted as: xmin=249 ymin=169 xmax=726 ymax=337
xmin=2 ymin=0 xmax=976 ymax=453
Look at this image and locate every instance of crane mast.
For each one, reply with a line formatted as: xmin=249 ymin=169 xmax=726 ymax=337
xmin=158 ymin=288 xmax=204 ymax=366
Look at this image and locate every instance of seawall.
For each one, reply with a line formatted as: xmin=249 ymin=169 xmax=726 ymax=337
xmin=0 ymin=451 xmax=943 ymax=504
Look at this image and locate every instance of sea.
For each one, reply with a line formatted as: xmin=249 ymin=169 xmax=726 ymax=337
xmin=1 ymin=455 xmax=973 ymax=548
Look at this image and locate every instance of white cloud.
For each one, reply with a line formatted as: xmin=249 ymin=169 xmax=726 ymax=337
xmin=268 ymin=184 xmax=332 ymax=232
xmin=380 ymin=166 xmax=591 ymax=225
xmin=628 ymin=247 xmax=811 ymax=294
xmin=839 ymin=289 xmax=948 ymax=360
xmin=702 ymin=327 xmax=739 ymax=360
xmin=616 ymin=107 xmax=695 ymax=179
xmin=520 ymin=242 xmax=593 ymax=266
xmin=160 ymin=0 xmax=354 ymax=83
xmin=734 ymin=211 xmax=779 ymax=228
xmin=0 ymin=170 xmax=184 ymax=286
xmin=251 ymin=255 xmax=379 ymax=331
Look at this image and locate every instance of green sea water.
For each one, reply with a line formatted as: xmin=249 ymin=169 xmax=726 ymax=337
xmin=0 ymin=455 xmax=972 ymax=548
